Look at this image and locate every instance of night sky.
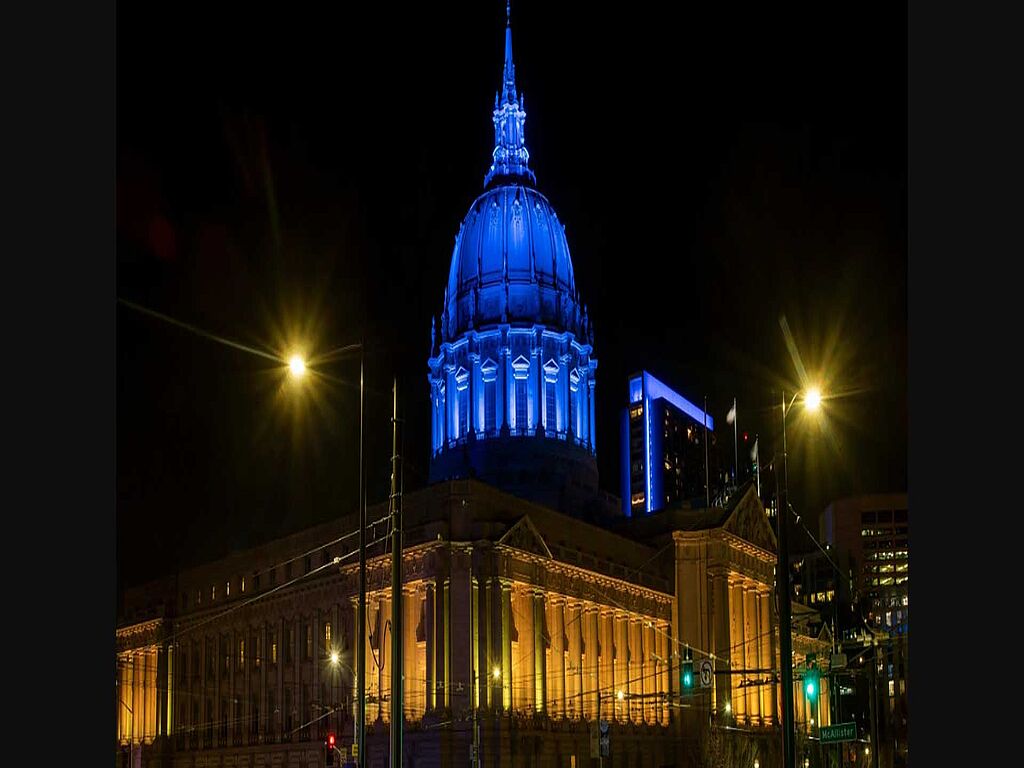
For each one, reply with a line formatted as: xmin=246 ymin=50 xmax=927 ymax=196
xmin=116 ymin=1 xmax=906 ymax=593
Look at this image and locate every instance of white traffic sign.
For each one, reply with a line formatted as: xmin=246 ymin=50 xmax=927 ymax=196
xmin=698 ymin=659 xmax=714 ymax=688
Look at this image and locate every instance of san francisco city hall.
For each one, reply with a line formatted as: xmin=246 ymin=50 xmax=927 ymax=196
xmin=116 ymin=9 xmax=834 ymax=768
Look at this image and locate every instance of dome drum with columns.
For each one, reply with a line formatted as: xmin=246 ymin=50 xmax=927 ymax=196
xmin=428 ymin=7 xmax=605 ymax=515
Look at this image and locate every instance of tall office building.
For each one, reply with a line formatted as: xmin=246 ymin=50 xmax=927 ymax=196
xmin=620 ymin=370 xmax=722 ymax=516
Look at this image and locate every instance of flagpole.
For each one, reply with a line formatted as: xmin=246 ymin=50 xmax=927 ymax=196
xmin=733 ymin=397 xmax=738 ymax=487
xmin=755 ymin=434 xmax=761 ymax=498
xmin=704 ymin=395 xmax=710 ymax=508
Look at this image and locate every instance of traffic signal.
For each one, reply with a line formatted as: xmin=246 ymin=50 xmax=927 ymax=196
xmin=789 ymin=558 xmax=805 ymax=602
xmin=804 ymin=662 xmax=819 ymax=704
xmin=681 ymin=648 xmax=694 ymax=691
xmin=325 ymin=733 xmax=336 ymax=766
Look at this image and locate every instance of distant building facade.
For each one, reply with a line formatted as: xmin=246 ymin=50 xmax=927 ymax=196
xmin=820 ymin=493 xmax=909 ymax=768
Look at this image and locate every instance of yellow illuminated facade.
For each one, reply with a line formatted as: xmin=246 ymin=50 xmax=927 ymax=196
xmin=116 ymin=480 xmax=831 ymax=767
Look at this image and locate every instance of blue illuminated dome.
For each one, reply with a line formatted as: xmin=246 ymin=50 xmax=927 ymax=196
xmin=427 ymin=5 xmax=606 ymax=517
xmin=443 ymin=185 xmax=579 ymax=338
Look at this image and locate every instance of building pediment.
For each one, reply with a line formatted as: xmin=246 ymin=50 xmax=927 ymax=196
xmin=722 ymin=486 xmax=777 ymax=555
xmin=497 ymin=515 xmax=553 ymax=559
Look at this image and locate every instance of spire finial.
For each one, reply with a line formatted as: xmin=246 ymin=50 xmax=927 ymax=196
xmin=484 ymin=0 xmax=536 ymax=188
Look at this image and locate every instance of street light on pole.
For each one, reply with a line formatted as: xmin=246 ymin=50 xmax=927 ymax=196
xmin=288 ymin=341 xmax=366 ymax=768
xmin=777 ymin=385 xmax=824 ymax=768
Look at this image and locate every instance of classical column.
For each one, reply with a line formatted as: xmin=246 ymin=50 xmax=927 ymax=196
xmin=613 ymin=612 xmax=627 ymax=722
xmin=729 ymin=581 xmax=746 ymax=722
xmin=628 ymin=617 xmax=641 ymax=723
xmin=582 ymin=605 xmax=599 ymax=719
xmin=566 ymin=601 xmax=582 ymax=719
xmin=549 ymin=596 xmax=566 ymax=718
xmin=712 ymin=573 xmax=731 ymax=716
xmin=642 ymin=620 xmax=654 ymax=724
xmin=588 ymin=377 xmax=597 ymax=452
xmin=451 ymin=558 xmax=473 ymax=716
xmin=599 ymin=610 xmax=614 ymax=721
xmin=744 ymin=585 xmax=760 ymax=723
xmin=530 ymin=342 xmax=540 ymax=432
xmin=502 ymin=337 xmax=512 ymax=433
xmin=404 ymin=586 xmax=420 ymax=719
xmin=472 ymin=578 xmax=481 ymax=713
xmin=470 ymin=349 xmax=481 ymax=434
xmin=658 ymin=622 xmax=670 ymax=724
xmin=445 ymin=365 xmax=456 ymax=443
xmin=501 ymin=580 xmax=513 ymax=711
xmin=214 ymin=632 xmax=221 ymax=746
xmin=533 ymin=590 xmax=547 ymax=713
xmin=277 ymin=618 xmax=285 ymax=740
xmin=425 ymin=583 xmax=436 ymax=711
xmin=514 ymin=586 xmax=534 ymax=711
xmin=440 ymin=579 xmax=451 ymax=709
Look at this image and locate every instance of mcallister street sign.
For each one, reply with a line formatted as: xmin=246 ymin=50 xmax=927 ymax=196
xmin=820 ymin=722 xmax=857 ymax=743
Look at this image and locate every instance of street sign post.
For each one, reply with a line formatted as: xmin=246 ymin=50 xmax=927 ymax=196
xmin=820 ymin=722 xmax=857 ymax=743
xmin=698 ymin=659 xmax=713 ymax=688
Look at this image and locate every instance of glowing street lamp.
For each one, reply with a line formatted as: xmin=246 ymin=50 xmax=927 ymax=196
xmin=330 ymin=650 xmax=340 ymax=666
xmin=804 ymin=387 xmax=822 ymax=412
xmin=492 ymin=666 xmax=502 ymax=681
xmin=286 ymin=342 xmax=365 ymax=766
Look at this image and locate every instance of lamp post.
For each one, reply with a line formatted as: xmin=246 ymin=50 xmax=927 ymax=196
xmin=289 ymin=342 xmax=365 ymax=767
xmin=777 ymin=387 xmax=822 ymax=768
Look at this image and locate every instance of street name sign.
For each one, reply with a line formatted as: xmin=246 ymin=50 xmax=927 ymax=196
xmin=820 ymin=722 xmax=857 ymax=743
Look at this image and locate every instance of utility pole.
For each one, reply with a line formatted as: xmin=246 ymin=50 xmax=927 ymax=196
xmin=389 ymin=378 xmax=403 ymax=768
xmin=777 ymin=390 xmax=796 ymax=768
xmin=357 ymin=344 xmax=366 ymax=768
xmin=868 ymin=640 xmax=879 ymax=768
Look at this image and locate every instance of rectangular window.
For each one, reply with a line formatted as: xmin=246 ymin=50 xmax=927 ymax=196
xmin=305 ymin=622 xmax=313 ymax=660
xmin=458 ymin=386 xmax=468 ymax=437
xmin=212 ymin=585 xmax=217 ymax=601
xmin=324 ymin=622 xmax=332 ymax=652
xmin=484 ymin=378 xmax=496 ymax=433
xmin=304 ymin=555 xmax=311 ymax=574
xmin=271 ymin=636 xmax=278 ymax=665
xmin=226 ymin=580 xmax=230 ymax=597
xmin=239 ymin=639 xmax=245 ymax=669
xmin=255 ymin=634 xmax=262 ymax=669
xmin=240 ymin=576 xmax=245 ymax=593
xmin=515 ymin=378 xmax=528 ymax=430
xmin=285 ymin=625 xmax=294 ymax=664
xmin=545 ymin=380 xmax=556 ymax=432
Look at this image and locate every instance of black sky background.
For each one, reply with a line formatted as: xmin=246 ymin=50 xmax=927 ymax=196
xmin=116 ymin=1 xmax=906 ymax=594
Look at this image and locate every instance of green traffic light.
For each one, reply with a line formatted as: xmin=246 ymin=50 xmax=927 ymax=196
xmin=682 ymin=660 xmax=694 ymax=689
xmin=805 ymin=680 xmax=816 ymax=698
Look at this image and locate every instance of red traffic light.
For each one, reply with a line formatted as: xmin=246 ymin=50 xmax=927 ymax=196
xmin=328 ymin=733 xmax=336 ymax=747
xmin=743 ymin=432 xmax=749 ymax=442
